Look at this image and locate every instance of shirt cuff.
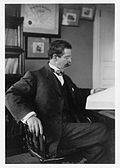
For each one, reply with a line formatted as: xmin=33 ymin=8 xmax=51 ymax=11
xmin=21 ymin=111 xmax=37 ymax=124
xmin=90 ymin=89 xmax=95 ymax=95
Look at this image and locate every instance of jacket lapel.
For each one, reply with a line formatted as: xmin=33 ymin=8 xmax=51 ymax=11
xmin=63 ymin=75 xmax=74 ymax=96
xmin=63 ymin=75 xmax=77 ymax=105
xmin=44 ymin=64 xmax=62 ymax=96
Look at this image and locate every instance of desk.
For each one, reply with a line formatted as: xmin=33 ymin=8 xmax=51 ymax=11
xmin=86 ymin=87 xmax=115 ymax=119
xmin=88 ymin=110 xmax=115 ymax=119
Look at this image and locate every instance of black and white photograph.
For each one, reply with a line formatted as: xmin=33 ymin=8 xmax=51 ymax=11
xmin=26 ymin=37 xmax=50 ymax=59
xmin=1 ymin=1 xmax=120 ymax=167
xmin=21 ymin=4 xmax=60 ymax=36
xmin=62 ymin=8 xmax=80 ymax=26
xmin=80 ymin=6 xmax=95 ymax=21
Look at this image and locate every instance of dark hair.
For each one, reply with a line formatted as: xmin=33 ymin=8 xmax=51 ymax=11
xmin=48 ymin=40 xmax=72 ymax=59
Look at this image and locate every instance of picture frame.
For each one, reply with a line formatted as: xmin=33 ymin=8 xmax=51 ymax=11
xmin=21 ymin=4 xmax=60 ymax=37
xmin=80 ymin=7 xmax=95 ymax=21
xmin=62 ymin=8 xmax=80 ymax=26
xmin=26 ymin=36 xmax=50 ymax=59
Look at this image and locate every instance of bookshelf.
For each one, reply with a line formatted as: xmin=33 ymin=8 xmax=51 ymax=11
xmin=5 ymin=16 xmax=24 ymax=74
xmin=5 ymin=5 xmax=27 ymax=157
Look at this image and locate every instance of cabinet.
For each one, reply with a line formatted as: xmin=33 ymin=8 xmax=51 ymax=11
xmin=5 ymin=15 xmax=24 ymax=74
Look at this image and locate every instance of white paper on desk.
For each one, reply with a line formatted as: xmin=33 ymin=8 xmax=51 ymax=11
xmin=86 ymin=86 xmax=115 ymax=110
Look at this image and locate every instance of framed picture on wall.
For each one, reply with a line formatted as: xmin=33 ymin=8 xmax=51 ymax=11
xmin=26 ymin=36 xmax=50 ymax=59
xmin=21 ymin=4 xmax=60 ymax=37
xmin=62 ymin=8 xmax=80 ymax=26
xmin=80 ymin=7 xmax=95 ymax=21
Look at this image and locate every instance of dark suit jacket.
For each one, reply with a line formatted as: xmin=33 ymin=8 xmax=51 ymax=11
xmin=5 ymin=64 xmax=90 ymax=155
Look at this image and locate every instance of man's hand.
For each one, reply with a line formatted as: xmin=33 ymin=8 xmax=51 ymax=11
xmin=26 ymin=116 xmax=43 ymax=136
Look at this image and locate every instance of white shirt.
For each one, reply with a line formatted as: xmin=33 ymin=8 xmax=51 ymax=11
xmin=21 ymin=63 xmax=64 ymax=123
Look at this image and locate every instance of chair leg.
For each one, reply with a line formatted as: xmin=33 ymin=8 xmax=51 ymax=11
xmin=29 ymin=148 xmax=65 ymax=163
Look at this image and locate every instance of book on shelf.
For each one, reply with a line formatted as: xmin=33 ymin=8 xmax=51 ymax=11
xmin=17 ymin=25 xmax=21 ymax=47
xmin=5 ymin=58 xmax=19 ymax=74
xmin=5 ymin=27 xmax=21 ymax=47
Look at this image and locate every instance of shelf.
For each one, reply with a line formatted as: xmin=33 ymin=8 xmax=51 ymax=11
xmin=5 ymin=16 xmax=24 ymax=29
xmin=5 ymin=46 xmax=24 ymax=58
xmin=5 ymin=9 xmax=24 ymax=74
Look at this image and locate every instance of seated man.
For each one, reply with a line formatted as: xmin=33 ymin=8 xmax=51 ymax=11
xmin=6 ymin=40 xmax=109 ymax=163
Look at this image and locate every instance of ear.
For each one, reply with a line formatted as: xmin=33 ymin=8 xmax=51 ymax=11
xmin=53 ymin=54 xmax=57 ymax=60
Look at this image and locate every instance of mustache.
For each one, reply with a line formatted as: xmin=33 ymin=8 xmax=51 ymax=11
xmin=65 ymin=62 xmax=71 ymax=67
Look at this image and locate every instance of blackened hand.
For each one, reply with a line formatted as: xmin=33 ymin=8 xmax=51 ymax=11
xmin=26 ymin=116 xmax=43 ymax=136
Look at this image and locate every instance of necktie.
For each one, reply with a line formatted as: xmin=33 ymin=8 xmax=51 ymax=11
xmin=51 ymin=68 xmax=64 ymax=85
xmin=51 ymin=68 xmax=64 ymax=76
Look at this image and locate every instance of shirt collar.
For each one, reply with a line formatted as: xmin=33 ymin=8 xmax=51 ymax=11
xmin=49 ymin=62 xmax=60 ymax=72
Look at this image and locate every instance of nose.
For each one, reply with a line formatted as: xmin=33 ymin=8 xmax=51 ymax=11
xmin=68 ymin=57 xmax=72 ymax=63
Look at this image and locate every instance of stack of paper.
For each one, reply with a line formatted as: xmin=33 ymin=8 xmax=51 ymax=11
xmin=86 ymin=86 xmax=115 ymax=110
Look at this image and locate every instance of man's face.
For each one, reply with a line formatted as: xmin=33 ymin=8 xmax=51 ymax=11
xmin=56 ymin=48 xmax=72 ymax=70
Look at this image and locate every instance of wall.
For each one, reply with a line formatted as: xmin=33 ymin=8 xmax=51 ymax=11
xmin=60 ymin=21 xmax=93 ymax=88
xmin=25 ymin=5 xmax=93 ymax=88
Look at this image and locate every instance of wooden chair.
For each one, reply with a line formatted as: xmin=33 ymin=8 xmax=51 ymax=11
xmin=23 ymin=124 xmax=88 ymax=163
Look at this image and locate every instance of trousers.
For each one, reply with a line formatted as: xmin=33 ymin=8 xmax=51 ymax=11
xmin=56 ymin=122 xmax=109 ymax=163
